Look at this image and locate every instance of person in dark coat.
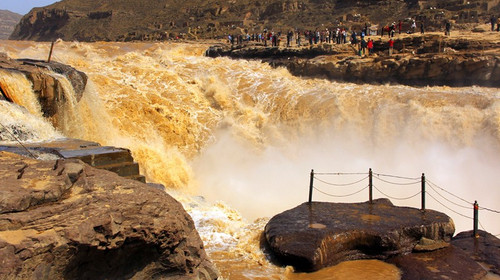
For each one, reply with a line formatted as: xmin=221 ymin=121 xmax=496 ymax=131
xmin=445 ymin=21 xmax=451 ymax=36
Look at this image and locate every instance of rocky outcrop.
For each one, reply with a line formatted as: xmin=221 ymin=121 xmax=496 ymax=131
xmin=0 ymin=151 xmax=219 ymax=279
xmin=283 ymin=53 xmax=500 ymax=87
xmin=264 ymin=199 xmax=455 ymax=272
xmin=206 ymin=34 xmax=500 ymax=87
xmin=0 ymin=54 xmax=87 ymax=120
xmin=206 ymin=43 xmax=341 ymax=59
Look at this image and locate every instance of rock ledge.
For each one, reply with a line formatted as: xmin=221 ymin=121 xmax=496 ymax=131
xmin=264 ymin=198 xmax=455 ymax=272
xmin=0 ymin=151 xmax=219 ymax=279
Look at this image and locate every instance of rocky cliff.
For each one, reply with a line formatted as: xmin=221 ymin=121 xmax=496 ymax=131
xmin=0 ymin=151 xmax=219 ymax=279
xmin=206 ymin=33 xmax=500 ymax=87
xmin=9 ymin=0 xmax=500 ymax=41
xmin=0 ymin=10 xmax=22 ymax=40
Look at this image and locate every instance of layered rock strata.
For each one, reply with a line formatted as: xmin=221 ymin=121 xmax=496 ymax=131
xmin=0 ymin=138 xmax=146 ymax=183
xmin=0 ymin=151 xmax=219 ymax=279
xmin=206 ymin=34 xmax=500 ymax=87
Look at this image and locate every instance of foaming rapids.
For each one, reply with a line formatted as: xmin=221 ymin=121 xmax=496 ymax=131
xmin=0 ymin=68 xmax=62 ymax=143
xmin=1 ymin=40 xmax=500 ymax=279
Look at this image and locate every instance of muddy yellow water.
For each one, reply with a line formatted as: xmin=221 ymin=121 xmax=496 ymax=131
xmin=1 ymin=40 xmax=499 ymax=279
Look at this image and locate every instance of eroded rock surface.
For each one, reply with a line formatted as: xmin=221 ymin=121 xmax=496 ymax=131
xmin=0 ymin=151 xmax=218 ymax=279
xmin=387 ymin=245 xmax=487 ymax=280
xmin=452 ymin=230 xmax=500 ymax=275
xmin=264 ymin=199 xmax=455 ymax=272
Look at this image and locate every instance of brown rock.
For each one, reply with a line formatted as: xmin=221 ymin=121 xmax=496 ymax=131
xmin=264 ymin=199 xmax=455 ymax=272
xmin=388 ymin=245 xmax=487 ymax=280
xmin=0 ymin=152 xmax=218 ymax=279
xmin=413 ymin=237 xmax=450 ymax=252
xmin=0 ymin=55 xmax=87 ymax=124
xmin=452 ymin=230 xmax=500 ymax=276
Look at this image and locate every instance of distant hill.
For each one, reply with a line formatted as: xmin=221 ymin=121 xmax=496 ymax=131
xmin=8 ymin=0 xmax=500 ymax=42
xmin=0 ymin=10 xmax=22 ymax=39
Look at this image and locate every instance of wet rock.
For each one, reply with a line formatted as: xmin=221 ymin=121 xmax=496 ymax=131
xmin=0 ymin=54 xmax=87 ymax=121
xmin=413 ymin=237 xmax=449 ymax=252
xmin=264 ymin=199 xmax=455 ymax=272
xmin=388 ymin=245 xmax=487 ymax=280
xmin=452 ymin=230 xmax=500 ymax=275
xmin=19 ymin=59 xmax=88 ymax=102
xmin=0 ymin=152 xmax=219 ymax=279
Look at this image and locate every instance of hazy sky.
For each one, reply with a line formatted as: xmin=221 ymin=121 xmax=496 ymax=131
xmin=0 ymin=0 xmax=59 ymax=15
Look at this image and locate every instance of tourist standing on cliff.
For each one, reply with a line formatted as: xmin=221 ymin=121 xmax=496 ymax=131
xmin=491 ymin=15 xmax=497 ymax=31
xmin=445 ymin=21 xmax=451 ymax=36
xmin=497 ymin=16 xmax=500 ymax=31
xmin=367 ymin=38 xmax=374 ymax=55
xmin=287 ymin=31 xmax=293 ymax=47
xmin=420 ymin=22 xmax=425 ymax=34
xmin=361 ymin=37 xmax=367 ymax=56
xmin=296 ymin=31 xmax=301 ymax=47
xmin=388 ymin=38 xmax=394 ymax=56
xmin=351 ymin=30 xmax=358 ymax=44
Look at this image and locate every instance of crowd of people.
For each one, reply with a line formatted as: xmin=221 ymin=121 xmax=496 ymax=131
xmin=226 ymin=15 xmax=500 ymax=57
xmin=226 ymin=22 xmax=414 ymax=57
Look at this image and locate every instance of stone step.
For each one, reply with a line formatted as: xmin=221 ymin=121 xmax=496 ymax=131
xmin=98 ymin=162 xmax=140 ymax=178
xmin=1 ymin=138 xmax=146 ymax=183
xmin=58 ymin=146 xmax=134 ymax=167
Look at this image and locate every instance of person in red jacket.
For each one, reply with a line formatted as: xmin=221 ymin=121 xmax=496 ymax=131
xmin=388 ymin=38 xmax=394 ymax=56
xmin=367 ymin=38 xmax=374 ymax=55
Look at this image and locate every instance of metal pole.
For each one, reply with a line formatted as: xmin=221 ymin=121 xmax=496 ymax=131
xmin=369 ymin=168 xmax=373 ymax=203
xmin=421 ymin=173 xmax=426 ymax=211
xmin=47 ymin=41 xmax=55 ymax=63
xmin=308 ymin=169 xmax=314 ymax=204
xmin=473 ymin=201 xmax=479 ymax=238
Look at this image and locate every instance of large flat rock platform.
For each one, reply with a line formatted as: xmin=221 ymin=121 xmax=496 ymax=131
xmin=264 ymin=198 xmax=455 ymax=272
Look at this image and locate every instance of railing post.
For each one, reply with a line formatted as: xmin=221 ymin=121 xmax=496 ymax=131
xmin=421 ymin=173 xmax=426 ymax=211
xmin=308 ymin=169 xmax=314 ymax=204
xmin=369 ymin=168 xmax=373 ymax=203
xmin=47 ymin=41 xmax=55 ymax=63
xmin=473 ymin=200 xmax=479 ymax=238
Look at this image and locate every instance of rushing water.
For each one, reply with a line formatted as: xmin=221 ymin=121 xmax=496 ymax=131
xmin=1 ymin=39 xmax=499 ymax=279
